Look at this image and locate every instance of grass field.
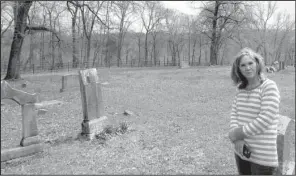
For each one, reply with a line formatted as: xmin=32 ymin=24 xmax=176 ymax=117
xmin=1 ymin=66 xmax=295 ymax=174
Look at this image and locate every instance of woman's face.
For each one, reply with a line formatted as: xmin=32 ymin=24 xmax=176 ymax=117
xmin=239 ymin=55 xmax=258 ymax=80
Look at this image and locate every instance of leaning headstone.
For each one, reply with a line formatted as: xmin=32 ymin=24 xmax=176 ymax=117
xmin=276 ymin=115 xmax=295 ymax=175
xmin=60 ymin=74 xmax=79 ymax=92
xmin=78 ymin=68 xmax=108 ymax=140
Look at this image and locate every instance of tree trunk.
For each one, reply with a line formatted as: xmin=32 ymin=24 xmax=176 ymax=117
xmin=40 ymin=8 xmax=46 ymax=70
xmin=191 ymin=38 xmax=197 ymax=66
xmin=50 ymin=31 xmax=55 ymax=70
xmin=117 ymin=20 xmax=124 ymax=67
xmin=198 ymin=34 xmax=202 ymax=65
xmin=57 ymin=18 xmax=63 ymax=68
xmin=57 ymin=41 xmax=63 ymax=68
xmin=144 ymin=31 xmax=148 ymax=66
xmin=209 ymin=1 xmax=219 ymax=66
xmin=85 ymin=37 xmax=91 ymax=68
xmin=138 ymin=37 xmax=141 ymax=67
xmin=126 ymin=49 xmax=129 ymax=65
xmin=188 ymin=30 xmax=191 ymax=66
xmin=153 ymin=33 xmax=157 ymax=66
xmin=4 ymin=1 xmax=32 ymax=80
xmin=71 ymin=7 xmax=79 ymax=68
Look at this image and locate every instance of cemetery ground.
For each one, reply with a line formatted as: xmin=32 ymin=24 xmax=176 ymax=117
xmin=1 ymin=66 xmax=295 ymax=174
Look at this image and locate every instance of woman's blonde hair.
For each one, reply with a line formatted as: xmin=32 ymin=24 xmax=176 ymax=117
xmin=231 ymin=47 xmax=266 ymax=89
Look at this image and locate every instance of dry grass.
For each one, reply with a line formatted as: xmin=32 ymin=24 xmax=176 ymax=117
xmin=1 ymin=66 xmax=295 ymax=174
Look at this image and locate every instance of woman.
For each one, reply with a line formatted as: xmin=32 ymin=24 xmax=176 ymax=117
xmin=229 ymin=47 xmax=280 ymax=175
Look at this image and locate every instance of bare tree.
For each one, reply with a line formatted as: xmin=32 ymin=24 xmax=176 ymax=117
xmin=139 ymin=1 xmax=164 ymax=66
xmin=246 ymin=1 xmax=277 ymax=65
xmin=67 ymin=1 xmax=79 ymax=68
xmin=4 ymin=1 xmax=60 ymax=80
xmin=22 ymin=1 xmax=38 ymax=71
xmin=112 ymin=1 xmax=135 ymax=67
xmin=271 ymin=12 xmax=295 ymax=64
xmin=1 ymin=1 xmax=14 ymax=38
xmin=135 ymin=27 xmax=144 ymax=66
xmin=199 ymin=1 xmax=246 ymax=65
xmin=68 ymin=1 xmax=108 ymax=68
xmin=39 ymin=1 xmax=66 ymax=70
xmin=165 ymin=9 xmax=187 ymax=66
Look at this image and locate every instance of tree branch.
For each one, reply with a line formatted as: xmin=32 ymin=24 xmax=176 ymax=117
xmin=67 ymin=0 xmax=109 ymax=29
xmin=25 ymin=26 xmax=60 ymax=41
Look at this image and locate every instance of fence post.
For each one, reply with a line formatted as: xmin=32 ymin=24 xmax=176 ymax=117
xmin=68 ymin=62 xmax=69 ymax=72
xmin=33 ymin=64 xmax=35 ymax=74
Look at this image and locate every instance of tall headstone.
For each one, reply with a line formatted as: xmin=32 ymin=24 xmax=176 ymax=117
xmin=78 ymin=68 xmax=108 ymax=140
xmin=277 ymin=115 xmax=295 ymax=175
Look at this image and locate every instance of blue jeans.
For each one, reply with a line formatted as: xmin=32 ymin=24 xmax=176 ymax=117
xmin=235 ymin=154 xmax=278 ymax=175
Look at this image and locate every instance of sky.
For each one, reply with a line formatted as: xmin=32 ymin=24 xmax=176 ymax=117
xmin=129 ymin=1 xmax=295 ymax=32
xmin=162 ymin=1 xmax=295 ymax=18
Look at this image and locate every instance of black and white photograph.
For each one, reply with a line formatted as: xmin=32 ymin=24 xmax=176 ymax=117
xmin=1 ymin=1 xmax=295 ymax=175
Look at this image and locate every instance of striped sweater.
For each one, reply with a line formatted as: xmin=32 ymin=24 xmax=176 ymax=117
xmin=230 ymin=78 xmax=280 ymax=167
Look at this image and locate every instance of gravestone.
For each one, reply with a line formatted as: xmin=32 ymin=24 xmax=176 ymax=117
xmin=60 ymin=74 xmax=79 ymax=92
xmin=1 ymin=81 xmax=62 ymax=162
xmin=276 ymin=115 xmax=295 ymax=175
xmin=78 ymin=68 xmax=108 ymax=140
xmin=1 ymin=81 xmax=42 ymax=162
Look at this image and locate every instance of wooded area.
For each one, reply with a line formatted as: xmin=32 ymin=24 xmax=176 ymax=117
xmin=1 ymin=1 xmax=295 ymax=80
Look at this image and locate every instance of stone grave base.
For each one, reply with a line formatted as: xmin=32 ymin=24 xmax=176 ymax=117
xmin=20 ymin=135 xmax=42 ymax=147
xmin=1 ymin=143 xmax=44 ymax=162
xmin=79 ymin=116 xmax=108 ymax=140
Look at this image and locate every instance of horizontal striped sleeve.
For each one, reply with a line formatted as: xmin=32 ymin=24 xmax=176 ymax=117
xmin=230 ymin=95 xmax=239 ymax=131
xmin=243 ymin=81 xmax=280 ymax=137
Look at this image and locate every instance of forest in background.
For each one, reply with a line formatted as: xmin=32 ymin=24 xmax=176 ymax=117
xmin=1 ymin=1 xmax=295 ymax=78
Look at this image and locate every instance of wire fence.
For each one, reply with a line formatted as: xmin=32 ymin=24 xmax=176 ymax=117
xmin=1 ymin=59 xmax=210 ymax=75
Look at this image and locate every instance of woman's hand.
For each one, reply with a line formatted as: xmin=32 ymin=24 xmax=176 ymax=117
xmin=229 ymin=127 xmax=246 ymax=142
xmin=234 ymin=140 xmax=251 ymax=158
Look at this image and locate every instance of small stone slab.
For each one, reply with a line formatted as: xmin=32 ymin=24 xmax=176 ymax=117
xmin=1 ymin=143 xmax=44 ymax=162
xmin=20 ymin=135 xmax=41 ymax=147
xmin=60 ymin=74 xmax=79 ymax=92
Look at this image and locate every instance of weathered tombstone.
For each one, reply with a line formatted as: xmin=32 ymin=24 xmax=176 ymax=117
xmin=277 ymin=115 xmax=295 ymax=175
xmin=60 ymin=74 xmax=79 ymax=92
xmin=1 ymin=81 xmax=62 ymax=162
xmin=78 ymin=68 xmax=108 ymax=140
xmin=1 ymin=81 xmax=42 ymax=162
